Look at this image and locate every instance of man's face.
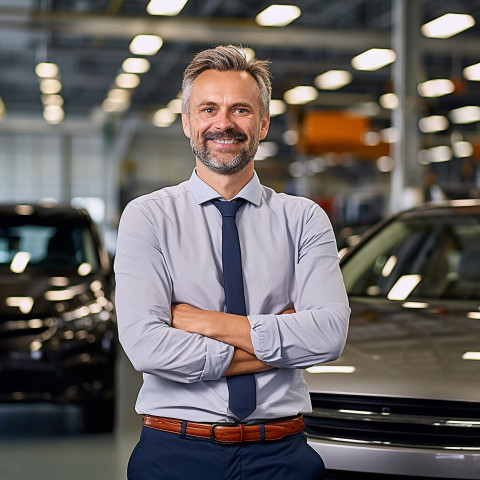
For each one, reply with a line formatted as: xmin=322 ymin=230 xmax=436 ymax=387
xmin=182 ymin=69 xmax=270 ymax=176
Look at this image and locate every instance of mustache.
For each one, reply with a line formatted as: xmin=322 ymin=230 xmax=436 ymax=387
xmin=203 ymin=129 xmax=247 ymax=142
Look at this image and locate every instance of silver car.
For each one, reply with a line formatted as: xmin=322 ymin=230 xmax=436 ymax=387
xmin=304 ymin=200 xmax=480 ymax=479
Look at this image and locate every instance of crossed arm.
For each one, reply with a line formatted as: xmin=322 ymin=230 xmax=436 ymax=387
xmin=171 ymin=304 xmax=294 ymax=376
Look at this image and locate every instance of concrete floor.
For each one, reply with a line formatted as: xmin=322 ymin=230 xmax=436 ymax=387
xmin=0 ymin=348 xmax=143 ymax=480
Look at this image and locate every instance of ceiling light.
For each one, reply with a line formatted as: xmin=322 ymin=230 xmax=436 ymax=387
xmin=352 ymin=48 xmax=396 ymax=71
xmin=115 ymin=73 xmax=141 ymax=89
xmin=35 ymin=62 xmax=59 ymax=78
xmin=39 ymin=78 xmax=62 ymax=94
xmin=147 ymin=0 xmax=188 ymax=16
xmin=153 ymin=108 xmax=177 ymax=127
xmin=419 ymin=145 xmax=452 ymax=163
xmin=379 ymin=93 xmax=398 ymax=109
xmin=380 ymin=127 xmax=399 ymax=143
xmin=108 ymin=88 xmax=131 ymax=103
xmin=41 ymin=94 xmax=63 ymax=106
xmin=314 ymin=70 xmax=352 ymax=90
xmin=449 ymin=106 xmax=480 ymax=124
xmin=167 ymin=98 xmax=182 ymax=113
xmin=463 ymin=62 xmax=480 ymax=81
xmin=43 ymin=105 xmax=64 ymax=124
xmin=102 ymin=98 xmax=130 ymax=113
xmin=418 ymin=79 xmax=454 ymax=97
xmin=122 ymin=57 xmax=151 ymax=74
xmin=376 ymin=156 xmax=394 ymax=173
xmin=10 ymin=252 xmax=30 ymax=273
xmin=129 ymin=35 xmax=163 ymax=55
xmin=421 ymin=13 xmax=475 ymax=39
xmin=462 ymin=351 xmax=480 ymax=360
xmin=419 ymin=115 xmax=449 ymax=133
xmin=453 ymin=141 xmax=473 ymax=158
xmin=269 ymin=99 xmax=287 ymax=116
xmin=256 ymin=5 xmax=301 ymax=27
xmin=283 ymin=86 xmax=318 ymax=105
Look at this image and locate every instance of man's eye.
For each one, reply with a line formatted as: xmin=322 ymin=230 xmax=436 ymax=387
xmin=235 ymin=108 xmax=248 ymax=114
xmin=203 ymin=108 xmax=214 ymax=113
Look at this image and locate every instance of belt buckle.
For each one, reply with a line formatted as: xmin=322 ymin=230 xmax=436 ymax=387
xmin=210 ymin=422 xmax=236 ymax=443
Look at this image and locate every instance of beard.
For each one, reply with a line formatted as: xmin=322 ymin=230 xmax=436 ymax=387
xmin=190 ymin=128 xmax=259 ymax=176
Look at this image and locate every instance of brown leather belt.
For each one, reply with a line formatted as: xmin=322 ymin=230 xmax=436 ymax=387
xmin=143 ymin=415 xmax=305 ymax=443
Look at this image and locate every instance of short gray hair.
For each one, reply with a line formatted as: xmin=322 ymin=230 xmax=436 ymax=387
xmin=181 ymin=45 xmax=272 ymax=119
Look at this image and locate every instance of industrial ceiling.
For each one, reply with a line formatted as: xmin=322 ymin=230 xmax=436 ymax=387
xmin=1 ymin=0 xmax=480 ymax=163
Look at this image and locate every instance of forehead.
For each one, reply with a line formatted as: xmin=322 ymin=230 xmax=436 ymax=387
xmin=190 ymin=69 xmax=260 ymax=105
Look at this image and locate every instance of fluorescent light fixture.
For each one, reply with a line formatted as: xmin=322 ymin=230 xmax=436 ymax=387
xmin=467 ymin=312 xmax=480 ymax=320
xmin=418 ymin=79 xmax=455 ymax=98
xmin=147 ymin=0 xmax=188 ymax=15
xmin=35 ymin=62 xmax=59 ymax=78
xmin=256 ymin=4 xmax=301 ymax=27
xmin=462 ymin=351 xmax=480 ymax=361
xmin=167 ymin=98 xmax=182 ymax=114
xmin=129 ymin=35 xmax=163 ymax=55
xmin=314 ymin=70 xmax=352 ymax=90
xmin=421 ymin=13 xmax=475 ymax=39
xmin=43 ymin=105 xmax=64 ymax=124
xmin=453 ymin=141 xmax=473 ymax=158
xmin=379 ymin=93 xmax=398 ymax=109
xmin=380 ymin=127 xmax=399 ymax=143
xmin=122 ymin=57 xmax=151 ymax=74
xmin=463 ymin=62 xmax=480 ymax=81
xmin=39 ymin=78 xmax=62 ymax=94
xmin=419 ymin=115 xmax=449 ymax=133
xmin=14 ymin=205 xmax=34 ymax=215
xmin=115 ymin=73 xmax=141 ymax=89
xmin=269 ymin=99 xmax=287 ymax=116
xmin=10 ymin=252 xmax=30 ymax=273
xmin=108 ymin=88 xmax=131 ymax=103
xmin=352 ymin=48 xmax=396 ymax=71
xmin=387 ymin=274 xmax=421 ymax=300
xmin=306 ymin=365 xmax=356 ymax=374
xmin=449 ymin=106 xmax=480 ymax=124
xmin=6 ymin=296 xmax=34 ymax=314
xmin=283 ymin=86 xmax=318 ymax=105
xmin=419 ymin=145 xmax=452 ymax=164
xmin=376 ymin=156 xmax=394 ymax=173
xmin=153 ymin=108 xmax=177 ymax=127
xmin=41 ymin=94 xmax=63 ymax=106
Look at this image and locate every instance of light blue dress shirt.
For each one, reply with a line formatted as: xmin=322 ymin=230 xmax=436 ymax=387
xmin=114 ymin=169 xmax=350 ymax=423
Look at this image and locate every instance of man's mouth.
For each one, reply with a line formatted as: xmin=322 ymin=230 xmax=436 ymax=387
xmin=213 ymin=139 xmax=240 ymax=144
xmin=204 ymin=130 xmax=247 ymax=144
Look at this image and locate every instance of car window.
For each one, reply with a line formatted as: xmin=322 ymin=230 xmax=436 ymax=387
xmin=342 ymin=212 xmax=480 ymax=301
xmin=0 ymin=220 xmax=100 ymax=274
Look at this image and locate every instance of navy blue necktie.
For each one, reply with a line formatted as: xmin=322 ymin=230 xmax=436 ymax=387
xmin=212 ymin=198 xmax=256 ymax=420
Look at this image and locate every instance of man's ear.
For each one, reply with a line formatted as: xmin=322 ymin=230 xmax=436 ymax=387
xmin=181 ymin=112 xmax=191 ymax=138
xmin=259 ymin=113 xmax=270 ymax=140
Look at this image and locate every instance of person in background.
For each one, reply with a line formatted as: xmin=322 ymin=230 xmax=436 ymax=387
xmin=114 ymin=45 xmax=350 ymax=480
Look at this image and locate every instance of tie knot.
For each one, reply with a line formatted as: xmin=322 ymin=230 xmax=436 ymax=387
xmin=212 ymin=198 xmax=246 ymax=218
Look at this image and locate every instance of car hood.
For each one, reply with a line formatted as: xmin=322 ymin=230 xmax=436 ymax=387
xmin=0 ymin=272 xmax=105 ymax=318
xmin=304 ymin=297 xmax=480 ymax=403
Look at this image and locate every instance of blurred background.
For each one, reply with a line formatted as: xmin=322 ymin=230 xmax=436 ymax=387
xmin=1 ymin=0 xmax=480 ymax=478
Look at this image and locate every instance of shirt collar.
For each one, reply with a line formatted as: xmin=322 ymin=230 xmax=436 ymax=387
xmin=188 ymin=168 xmax=262 ymax=206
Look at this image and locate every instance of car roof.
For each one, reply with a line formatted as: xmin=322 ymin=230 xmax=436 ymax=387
xmin=0 ymin=203 xmax=91 ymax=221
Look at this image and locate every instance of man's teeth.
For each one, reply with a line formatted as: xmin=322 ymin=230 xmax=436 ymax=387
xmin=214 ymin=139 xmax=238 ymax=144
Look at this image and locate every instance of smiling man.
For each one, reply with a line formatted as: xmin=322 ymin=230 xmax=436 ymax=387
xmin=114 ymin=45 xmax=350 ymax=480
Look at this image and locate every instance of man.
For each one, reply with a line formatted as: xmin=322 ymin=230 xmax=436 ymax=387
xmin=114 ymin=45 xmax=350 ymax=480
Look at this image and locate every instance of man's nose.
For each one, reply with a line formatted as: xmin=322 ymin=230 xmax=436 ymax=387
xmin=213 ymin=111 xmax=235 ymax=130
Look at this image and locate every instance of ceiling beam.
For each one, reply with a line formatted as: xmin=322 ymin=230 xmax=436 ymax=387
xmin=1 ymin=9 xmax=478 ymax=56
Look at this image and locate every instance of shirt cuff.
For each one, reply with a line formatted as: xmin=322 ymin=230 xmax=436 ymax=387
xmin=200 ymin=338 xmax=234 ymax=381
xmin=248 ymin=313 xmax=282 ymax=365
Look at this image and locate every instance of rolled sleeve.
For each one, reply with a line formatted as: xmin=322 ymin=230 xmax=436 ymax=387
xmin=201 ymin=338 xmax=235 ymax=381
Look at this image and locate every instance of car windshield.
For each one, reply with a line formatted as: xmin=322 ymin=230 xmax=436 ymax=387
xmin=0 ymin=217 xmax=100 ymax=275
xmin=341 ymin=209 xmax=480 ymax=301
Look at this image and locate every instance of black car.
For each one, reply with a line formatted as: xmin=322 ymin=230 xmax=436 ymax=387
xmin=0 ymin=204 xmax=116 ymax=432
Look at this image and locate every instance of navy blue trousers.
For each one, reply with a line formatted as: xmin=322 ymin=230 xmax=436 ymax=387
xmin=128 ymin=425 xmax=325 ymax=480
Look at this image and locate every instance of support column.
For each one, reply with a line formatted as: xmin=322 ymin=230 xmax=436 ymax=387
xmin=390 ymin=0 xmax=423 ymax=213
